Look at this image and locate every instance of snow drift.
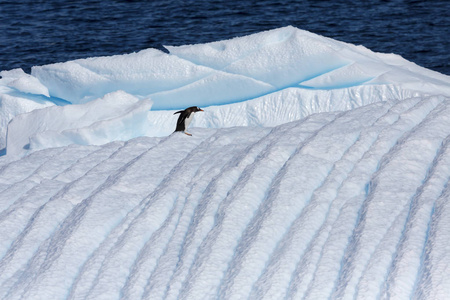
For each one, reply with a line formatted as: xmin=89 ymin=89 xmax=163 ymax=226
xmin=0 ymin=26 xmax=450 ymax=299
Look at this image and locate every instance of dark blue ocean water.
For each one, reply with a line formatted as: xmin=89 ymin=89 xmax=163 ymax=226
xmin=1 ymin=0 xmax=449 ymax=75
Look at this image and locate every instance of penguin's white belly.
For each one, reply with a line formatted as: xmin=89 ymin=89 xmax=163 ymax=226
xmin=184 ymin=113 xmax=194 ymax=129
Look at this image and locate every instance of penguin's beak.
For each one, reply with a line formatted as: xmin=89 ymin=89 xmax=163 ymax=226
xmin=199 ymin=109 xmax=204 ymax=112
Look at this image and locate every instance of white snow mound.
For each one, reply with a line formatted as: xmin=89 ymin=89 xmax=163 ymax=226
xmin=0 ymin=95 xmax=449 ymax=299
xmin=6 ymin=91 xmax=152 ymax=156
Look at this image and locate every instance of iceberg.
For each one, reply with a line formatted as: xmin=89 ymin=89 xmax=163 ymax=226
xmin=0 ymin=26 xmax=449 ymax=299
xmin=2 ymin=26 xmax=449 ymax=157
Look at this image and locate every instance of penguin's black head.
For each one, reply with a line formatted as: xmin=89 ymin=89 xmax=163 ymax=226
xmin=188 ymin=106 xmax=204 ymax=112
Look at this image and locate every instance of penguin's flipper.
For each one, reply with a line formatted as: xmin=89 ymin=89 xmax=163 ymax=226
xmin=174 ymin=110 xmax=183 ymax=115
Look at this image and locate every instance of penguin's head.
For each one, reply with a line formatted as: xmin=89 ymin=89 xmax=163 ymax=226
xmin=189 ymin=106 xmax=204 ymax=113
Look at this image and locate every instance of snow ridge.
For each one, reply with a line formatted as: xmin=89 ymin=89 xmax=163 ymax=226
xmin=0 ymin=96 xmax=449 ymax=299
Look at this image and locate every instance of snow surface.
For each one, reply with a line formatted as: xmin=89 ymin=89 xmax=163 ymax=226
xmin=0 ymin=26 xmax=450 ymax=299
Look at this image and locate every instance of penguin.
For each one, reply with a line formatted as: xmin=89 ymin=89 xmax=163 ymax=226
xmin=173 ymin=106 xmax=204 ymax=136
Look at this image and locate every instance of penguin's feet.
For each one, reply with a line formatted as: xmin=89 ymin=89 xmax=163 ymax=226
xmin=184 ymin=132 xmax=192 ymax=136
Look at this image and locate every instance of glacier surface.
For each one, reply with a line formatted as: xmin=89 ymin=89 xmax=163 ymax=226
xmin=0 ymin=26 xmax=450 ymax=299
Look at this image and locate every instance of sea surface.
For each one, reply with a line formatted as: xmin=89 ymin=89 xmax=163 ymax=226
xmin=1 ymin=0 xmax=449 ymax=75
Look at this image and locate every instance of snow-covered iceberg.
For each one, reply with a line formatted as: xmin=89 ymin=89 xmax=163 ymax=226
xmin=0 ymin=26 xmax=450 ymax=299
xmin=1 ymin=26 xmax=450 ymax=157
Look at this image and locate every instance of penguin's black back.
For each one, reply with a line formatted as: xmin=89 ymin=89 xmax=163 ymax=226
xmin=174 ymin=110 xmax=189 ymax=131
